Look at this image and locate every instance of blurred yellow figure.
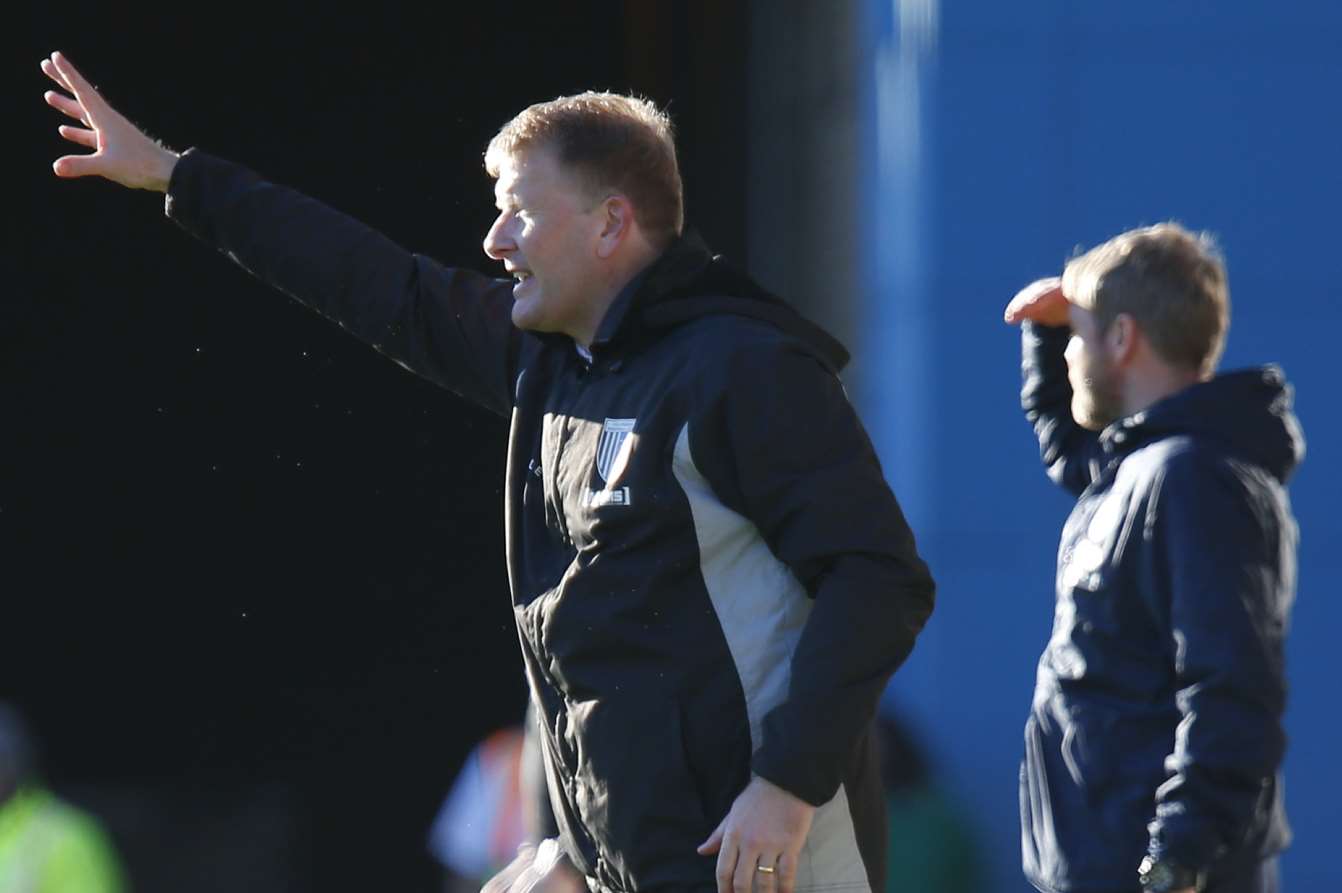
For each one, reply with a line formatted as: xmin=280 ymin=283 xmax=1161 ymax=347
xmin=0 ymin=704 xmax=127 ymax=893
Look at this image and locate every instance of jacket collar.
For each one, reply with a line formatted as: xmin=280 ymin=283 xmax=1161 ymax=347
xmin=1098 ymin=365 xmax=1305 ymax=482
xmin=586 ymin=229 xmax=850 ymax=372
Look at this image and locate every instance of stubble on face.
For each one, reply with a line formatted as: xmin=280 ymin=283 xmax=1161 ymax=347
xmin=1071 ymin=356 xmax=1123 ymax=430
xmin=1066 ymin=305 xmax=1125 ymax=431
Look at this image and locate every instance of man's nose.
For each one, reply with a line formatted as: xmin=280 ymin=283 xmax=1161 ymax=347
xmin=482 ymin=215 xmax=513 ymax=261
xmin=1064 ymin=334 xmax=1082 ymax=366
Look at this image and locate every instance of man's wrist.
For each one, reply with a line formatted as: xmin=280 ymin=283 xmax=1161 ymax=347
xmin=144 ymin=144 xmax=181 ymax=193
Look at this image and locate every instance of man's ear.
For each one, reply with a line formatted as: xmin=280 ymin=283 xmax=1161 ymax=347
xmin=1107 ymin=312 xmax=1142 ymax=366
xmin=595 ymin=195 xmax=635 ymax=259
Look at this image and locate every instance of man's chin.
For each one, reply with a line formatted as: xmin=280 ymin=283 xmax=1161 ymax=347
xmin=1072 ymin=396 xmax=1115 ymax=432
xmin=510 ymin=301 xmax=546 ymax=333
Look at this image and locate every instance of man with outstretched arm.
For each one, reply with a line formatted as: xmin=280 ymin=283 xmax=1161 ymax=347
xmin=41 ymin=51 xmax=934 ymax=893
xmin=1003 ymin=225 xmax=1302 ymax=893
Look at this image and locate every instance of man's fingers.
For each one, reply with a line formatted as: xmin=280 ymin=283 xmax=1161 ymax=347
xmin=775 ymin=852 xmax=798 ymax=893
xmin=49 ymin=52 xmax=110 ymax=122
xmin=50 ymin=53 xmax=92 ymax=99
xmin=40 ymin=57 xmax=93 ymax=123
xmin=40 ymin=58 xmax=74 ymax=94
xmin=698 ymin=818 xmax=725 ymax=855
xmin=58 ymin=125 xmax=98 ymax=149
xmin=714 ymin=834 xmax=738 ymax=893
xmin=730 ymin=843 xmax=758 ymax=893
xmin=1004 ymin=278 xmax=1059 ymax=320
xmin=752 ymin=854 xmax=780 ymax=893
xmin=41 ymin=59 xmax=95 ymax=130
xmin=1004 ymin=277 xmax=1067 ymax=326
xmin=44 ymin=90 xmax=90 ymax=126
xmin=52 ymin=153 xmax=105 ymax=179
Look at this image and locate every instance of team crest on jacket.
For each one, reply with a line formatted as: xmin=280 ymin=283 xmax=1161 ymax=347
xmin=596 ymin=418 xmax=636 ymax=484
xmin=585 ymin=418 xmax=636 ymax=508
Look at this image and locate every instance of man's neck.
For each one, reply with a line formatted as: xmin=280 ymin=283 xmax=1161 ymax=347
xmin=572 ymin=246 xmax=664 ymax=349
xmin=1122 ymin=363 xmax=1205 ymax=417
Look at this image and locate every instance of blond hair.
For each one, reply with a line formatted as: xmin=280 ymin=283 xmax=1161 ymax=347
xmin=1063 ymin=223 xmax=1230 ymax=376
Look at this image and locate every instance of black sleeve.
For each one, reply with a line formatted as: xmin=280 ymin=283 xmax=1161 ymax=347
xmin=1020 ymin=321 xmax=1103 ymax=495
xmin=691 ymin=340 xmax=935 ymax=806
xmin=165 ymin=149 xmax=520 ymax=417
xmin=1144 ymin=454 xmax=1292 ymax=870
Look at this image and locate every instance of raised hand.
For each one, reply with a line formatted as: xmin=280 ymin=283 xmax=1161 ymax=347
xmin=1004 ymin=276 xmax=1070 ymax=328
xmin=41 ymin=51 xmax=180 ymax=192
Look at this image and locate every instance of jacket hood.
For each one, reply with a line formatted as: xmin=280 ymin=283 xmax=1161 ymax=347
xmin=1101 ymin=365 xmax=1306 ymax=483
xmin=594 ymin=230 xmax=851 ymax=373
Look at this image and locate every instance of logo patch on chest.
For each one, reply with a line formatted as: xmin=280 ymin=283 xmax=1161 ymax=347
xmin=585 ymin=418 xmax=637 ymax=508
xmin=596 ymin=418 xmax=636 ymax=484
xmin=1060 ymin=494 xmax=1123 ymax=591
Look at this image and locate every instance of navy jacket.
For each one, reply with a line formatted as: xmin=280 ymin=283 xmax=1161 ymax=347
xmin=165 ymin=150 xmax=935 ymax=892
xmin=1017 ymin=322 xmax=1303 ymax=893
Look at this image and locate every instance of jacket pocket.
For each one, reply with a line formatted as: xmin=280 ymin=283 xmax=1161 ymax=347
xmin=1023 ymin=705 xmax=1133 ymax=887
xmin=568 ymin=694 xmax=714 ymax=889
xmin=1060 ymin=705 xmax=1114 ymax=798
xmin=1020 ymin=713 xmax=1058 ymax=885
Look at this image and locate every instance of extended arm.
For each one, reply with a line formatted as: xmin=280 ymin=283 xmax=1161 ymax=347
xmin=41 ymin=51 xmax=520 ymax=415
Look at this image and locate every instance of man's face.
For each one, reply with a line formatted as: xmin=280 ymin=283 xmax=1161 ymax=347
xmin=1064 ymin=302 xmax=1124 ymax=430
xmin=482 ymin=146 xmax=606 ymax=339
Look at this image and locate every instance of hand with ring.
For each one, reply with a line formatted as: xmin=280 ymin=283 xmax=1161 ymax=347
xmin=698 ymin=775 xmax=815 ymax=893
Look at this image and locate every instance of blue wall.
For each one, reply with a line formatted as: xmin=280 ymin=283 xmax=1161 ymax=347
xmin=860 ymin=2 xmax=1341 ymax=890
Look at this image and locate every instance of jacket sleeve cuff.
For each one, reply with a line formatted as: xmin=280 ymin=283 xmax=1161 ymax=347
xmin=1147 ymin=818 xmax=1223 ymax=874
xmin=749 ymin=755 xmax=833 ymax=808
xmin=163 ymin=146 xmax=205 ymax=223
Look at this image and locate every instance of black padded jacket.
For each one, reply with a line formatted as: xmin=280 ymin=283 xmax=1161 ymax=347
xmin=165 ymin=149 xmax=936 ymax=893
xmin=1018 ymin=322 xmax=1302 ymax=893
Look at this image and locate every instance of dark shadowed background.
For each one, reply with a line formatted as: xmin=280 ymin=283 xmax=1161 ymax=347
xmin=13 ymin=4 xmax=746 ymax=891
xmin=12 ymin=2 xmax=1342 ymax=892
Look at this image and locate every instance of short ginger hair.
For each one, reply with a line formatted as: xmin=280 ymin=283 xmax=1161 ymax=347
xmin=485 ymin=92 xmax=685 ymax=248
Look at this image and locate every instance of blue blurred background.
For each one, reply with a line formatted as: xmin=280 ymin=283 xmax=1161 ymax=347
xmin=848 ymin=2 xmax=1341 ymax=890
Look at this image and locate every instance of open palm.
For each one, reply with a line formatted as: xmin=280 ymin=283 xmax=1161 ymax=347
xmin=41 ymin=51 xmax=178 ymax=191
